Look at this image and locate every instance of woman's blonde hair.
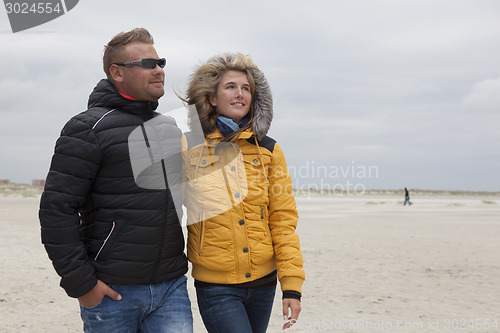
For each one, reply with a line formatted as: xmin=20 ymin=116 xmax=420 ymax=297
xmin=180 ymin=53 xmax=259 ymax=141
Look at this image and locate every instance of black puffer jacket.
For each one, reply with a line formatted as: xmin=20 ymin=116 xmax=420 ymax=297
xmin=39 ymin=79 xmax=187 ymax=298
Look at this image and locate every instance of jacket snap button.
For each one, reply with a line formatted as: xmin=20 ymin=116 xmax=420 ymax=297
xmin=243 ymin=247 xmax=249 ymax=253
xmin=239 ymin=220 xmax=245 ymax=225
xmin=202 ymin=160 xmax=207 ymax=164
xmin=245 ymin=273 xmax=251 ymax=278
xmin=234 ymin=193 xmax=240 ymax=198
xmin=231 ymin=166 xmax=236 ymax=171
xmin=253 ymin=159 xmax=258 ymax=164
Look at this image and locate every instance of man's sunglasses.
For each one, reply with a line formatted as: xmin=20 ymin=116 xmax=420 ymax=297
xmin=113 ymin=58 xmax=166 ymax=69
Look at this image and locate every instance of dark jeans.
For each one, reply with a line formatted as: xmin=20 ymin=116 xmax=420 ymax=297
xmin=196 ymin=285 xmax=276 ymax=333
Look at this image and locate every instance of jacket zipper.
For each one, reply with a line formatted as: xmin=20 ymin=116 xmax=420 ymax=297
xmin=198 ymin=208 xmax=204 ymax=256
xmin=95 ymin=221 xmax=115 ymax=260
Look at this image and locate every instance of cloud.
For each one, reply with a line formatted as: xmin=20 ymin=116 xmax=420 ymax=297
xmin=1 ymin=0 xmax=500 ymax=190
xmin=462 ymin=77 xmax=500 ymax=110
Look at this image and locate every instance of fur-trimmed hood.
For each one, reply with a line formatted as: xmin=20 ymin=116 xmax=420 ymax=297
xmin=207 ymin=53 xmax=273 ymax=140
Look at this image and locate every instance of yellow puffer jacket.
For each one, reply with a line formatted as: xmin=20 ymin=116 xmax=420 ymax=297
xmin=182 ymin=128 xmax=305 ymax=293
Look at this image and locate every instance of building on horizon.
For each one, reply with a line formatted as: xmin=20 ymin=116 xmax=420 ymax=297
xmin=32 ymin=179 xmax=45 ymax=187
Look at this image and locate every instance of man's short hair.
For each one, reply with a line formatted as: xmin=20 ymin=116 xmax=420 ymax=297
xmin=103 ymin=28 xmax=155 ymax=81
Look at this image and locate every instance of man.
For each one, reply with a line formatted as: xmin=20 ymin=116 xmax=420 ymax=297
xmin=404 ymin=187 xmax=412 ymax=206
xmin=39 ymin=28 xmax=193 ymax=332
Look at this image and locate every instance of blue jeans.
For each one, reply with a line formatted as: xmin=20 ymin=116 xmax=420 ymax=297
xmin=80 ymin=276 xmax=193 ymax=333
xmin=196 ymin=285 xmax=276 ymax=333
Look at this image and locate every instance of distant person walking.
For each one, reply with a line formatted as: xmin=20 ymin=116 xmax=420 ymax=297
xmin=404 ymin=187 xmax=412 ymax=206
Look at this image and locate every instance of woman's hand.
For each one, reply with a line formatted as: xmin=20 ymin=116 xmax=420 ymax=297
xmin=282 ymin=298 xmax=301 ymax=329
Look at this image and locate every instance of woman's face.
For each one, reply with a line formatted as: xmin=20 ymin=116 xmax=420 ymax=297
xmin=210 ymin=70 xmax=252 ymax=122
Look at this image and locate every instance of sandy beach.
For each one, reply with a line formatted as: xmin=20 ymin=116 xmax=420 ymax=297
xmin=1 ymin=185 xmax=499 ymax=332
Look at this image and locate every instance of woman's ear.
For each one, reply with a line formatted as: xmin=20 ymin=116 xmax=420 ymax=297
xmin=209 ymin=95 xmax=217 ymax=107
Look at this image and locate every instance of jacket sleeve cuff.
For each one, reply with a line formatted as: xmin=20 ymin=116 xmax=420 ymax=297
xmin=63 ymin=275 xmax=98 ymax=298
xmin=282 ymin=290 xmax=302 ymax=301
xmin=279 ymin=276 xmax=304 ymax=294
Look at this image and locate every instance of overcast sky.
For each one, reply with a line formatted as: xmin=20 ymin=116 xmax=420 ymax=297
xmin=1 ymin=0 xmax=499 ymax=191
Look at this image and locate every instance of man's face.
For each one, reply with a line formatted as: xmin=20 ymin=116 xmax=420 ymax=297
xmin=115 ymin=42 xmax=165 ymax=102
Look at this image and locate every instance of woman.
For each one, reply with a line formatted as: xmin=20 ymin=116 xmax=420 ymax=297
xmin=180 ymin=53 xmax=304 ymax=332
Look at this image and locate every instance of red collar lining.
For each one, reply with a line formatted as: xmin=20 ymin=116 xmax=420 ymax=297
xmin=119 ymin=92 xmax=138 ymax=101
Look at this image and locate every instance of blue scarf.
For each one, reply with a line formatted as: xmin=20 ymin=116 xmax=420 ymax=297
xmin=216 ymin=116 xmax=249 ymax=137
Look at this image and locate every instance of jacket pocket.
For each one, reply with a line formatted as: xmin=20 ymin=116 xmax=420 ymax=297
xmin=248 ymin=205 xmax=274 ymax=265
xmin=261 ymin=205 xmax=273 ymax=241
xmin=94 ymin=219 xmax=127 ymax=261
xmin=189 ymin=154 xmax=221 ymax=181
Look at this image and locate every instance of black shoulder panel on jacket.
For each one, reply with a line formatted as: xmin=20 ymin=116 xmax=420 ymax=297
xmin=246 ymin=135 xmax=276 ymax=153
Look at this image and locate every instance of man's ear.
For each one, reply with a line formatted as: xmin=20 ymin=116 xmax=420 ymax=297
xmin=109 ymin=64 xmax=124 ymax=83
xmin=209 ymin=95 xmax=217 ymax=107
